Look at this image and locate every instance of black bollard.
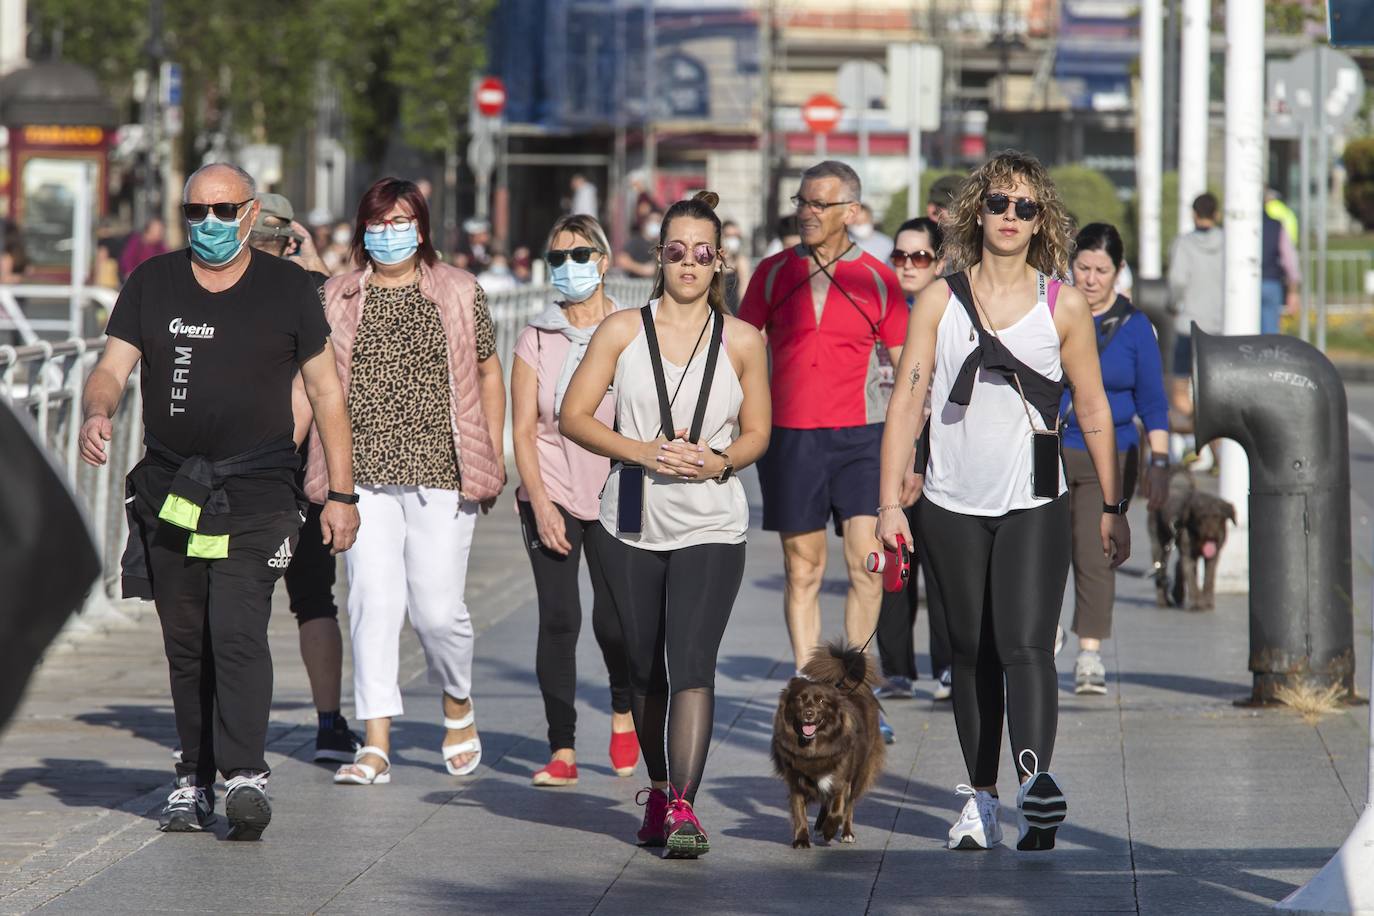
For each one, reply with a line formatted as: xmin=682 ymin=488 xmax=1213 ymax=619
xmin=1191 ymin=325 xmax=1355 ymax=703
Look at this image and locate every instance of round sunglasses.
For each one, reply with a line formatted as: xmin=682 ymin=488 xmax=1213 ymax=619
xmin=890 ymin=248 xmax=935 ymax=269
xmin=984 ymin=193 xmax=1042 ymax=221
xmin=546 ymin=246 xmax=602 ymax=267
xmin=182 ymin=199 xmax=254 ymax=223
xmin=659 ymin=241 xmax=718 ymax=266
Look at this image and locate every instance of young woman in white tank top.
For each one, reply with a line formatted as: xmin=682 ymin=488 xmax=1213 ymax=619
xmin=876 ymin=152 xmax=1131 ymax=854
xmin=560 ymin=192 xmax=771 ymax=859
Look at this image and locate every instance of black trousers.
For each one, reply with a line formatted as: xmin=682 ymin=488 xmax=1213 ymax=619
xmin=876 ymin=503 xmax=952 ymax=679
xmin=519 ymin=500 xmax=633 ymax=752
xmin=283 ymin=501 xmax=338 ymax=624
xmin=144 ymin=505 xmax=303 ymax=784
xmin=594 ymin=533 xmax=745 ymax=695
xmin=917 ymin=496 xmax=1070 ymax=786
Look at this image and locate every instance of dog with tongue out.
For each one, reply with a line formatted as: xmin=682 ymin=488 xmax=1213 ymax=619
xmin=771 ymin=641 xmax=885 ymax=849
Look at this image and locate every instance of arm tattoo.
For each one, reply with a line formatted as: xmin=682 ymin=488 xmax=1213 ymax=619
xmin=1083 ymin=427 xmax=1103 ymax=435
xmin=907 ymin=363 xmax=921 ymax=393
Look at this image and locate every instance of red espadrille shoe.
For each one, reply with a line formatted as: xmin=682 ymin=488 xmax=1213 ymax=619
xmin=610 ymin=730 xmax=639 ymax=777
xmin=531 ymin=759 xmax=579 ymax=787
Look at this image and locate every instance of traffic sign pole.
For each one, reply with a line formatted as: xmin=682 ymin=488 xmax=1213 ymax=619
xmin=801 ymin=93 xmax=842 ymax=162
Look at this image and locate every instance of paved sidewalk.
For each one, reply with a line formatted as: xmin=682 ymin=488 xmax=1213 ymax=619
xmin=0 ymin=470 xmax=1370 ymax=915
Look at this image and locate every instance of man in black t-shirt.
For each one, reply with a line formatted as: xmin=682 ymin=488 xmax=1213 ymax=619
xmin=246 ymin=193 xmax=361 ymax=765
xmin=80 ymin=163 xmax=360 ymax=841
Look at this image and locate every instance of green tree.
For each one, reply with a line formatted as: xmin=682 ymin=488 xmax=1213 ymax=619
xmin=879 ymin=169 xmax=966 ymax=237
xmin=1342 ymin=137 xmax=1374 ymax=230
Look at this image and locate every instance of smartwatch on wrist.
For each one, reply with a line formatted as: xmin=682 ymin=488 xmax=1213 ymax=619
xmin=711 ymin=448 xmax=734 ymax=483
xmin=327 ymin=490 xmax=360 ymax=505
xmin=1102 ymin=497 xmax=1128 ymax=515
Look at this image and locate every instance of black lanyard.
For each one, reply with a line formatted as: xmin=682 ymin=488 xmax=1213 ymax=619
xmin=641 ymin=304 xmax=722 ymax=444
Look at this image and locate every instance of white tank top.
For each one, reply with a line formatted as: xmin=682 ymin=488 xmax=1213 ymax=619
xmin=921 ymin=275 xmax=1066 ymax=517
xmin=599 ymin=302 xmax=748 ymax=550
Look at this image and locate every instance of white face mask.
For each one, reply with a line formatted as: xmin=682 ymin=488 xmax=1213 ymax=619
xmin=332 ymin=228 xmax=351 ymax=246
xmin=643 ymin=220 xmax=662 ymax=239
xmin=851 ymin=222 xmax=875 ymax=240
xmin=723 ymin=236 xmax=742 ymax=255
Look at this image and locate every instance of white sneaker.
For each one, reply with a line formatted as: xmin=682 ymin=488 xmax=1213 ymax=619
xmin=947 ymin=785 xmax=1002 ymax=850
xmin=933 ymin=667 xmax=952 ymax=701
xmin=1015 ymin=750 xmax=1067 ymax=851
xmin=1074 ymin=651 xmax=1107 ymax=695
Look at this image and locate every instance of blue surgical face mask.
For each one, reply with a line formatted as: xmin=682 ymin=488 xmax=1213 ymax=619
xmin=188 ymin=207 xmax=250 ymax=267
xmin=363 ymin=224 xmax=419 ymax=265
xmin=551 ymin=259 xmax=603 ymax=302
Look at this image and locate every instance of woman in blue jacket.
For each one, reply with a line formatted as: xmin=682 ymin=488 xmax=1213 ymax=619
xmin=1062 ymin=223 xmax=1169 ymax=695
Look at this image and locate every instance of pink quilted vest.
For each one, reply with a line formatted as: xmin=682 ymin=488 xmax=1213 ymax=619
xmin=304 ymin=261 xmax=504 ymax=504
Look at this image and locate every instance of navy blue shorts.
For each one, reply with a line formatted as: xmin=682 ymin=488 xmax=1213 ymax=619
xmin=757 ymin=424 xmax=883 ymax=533
xmin=1172 ymin=333 xmax=1192 ymax=377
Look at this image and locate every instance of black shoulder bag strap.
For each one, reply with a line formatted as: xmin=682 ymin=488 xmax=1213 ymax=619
xmin=641 ymin=305 xmax=723 ymax=443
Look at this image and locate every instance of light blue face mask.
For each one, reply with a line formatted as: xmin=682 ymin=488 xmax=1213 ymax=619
xmin=550 ymin=259 xmax=602 ymax=302
xmin=188 ymin=207 xmax=250 ymax=267
xmin=363 ymin=224 xmax=419 ymax=265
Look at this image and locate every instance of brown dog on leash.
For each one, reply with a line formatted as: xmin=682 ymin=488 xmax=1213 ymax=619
xmin=1149 ymin=467 xmax=1237 ymax=610
xmin=771 ymin=641 xmax=884 ymax=848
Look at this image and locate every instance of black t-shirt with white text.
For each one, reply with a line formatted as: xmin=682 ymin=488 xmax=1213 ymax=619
xmin=106 ymin=248 xmax=330 ymax=513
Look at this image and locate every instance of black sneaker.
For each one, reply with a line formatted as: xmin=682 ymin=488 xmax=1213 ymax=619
xmin=224 ymin=772 xmax=272 ymax=841
xmin=313 ymin=720 xmax=363 ymax=763
xmin=159 ymin=777 xmax=215 ymax=832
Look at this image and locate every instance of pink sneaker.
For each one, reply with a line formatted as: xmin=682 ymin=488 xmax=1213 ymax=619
xmin=636 ymin=787 xmax=669 ymax=847
xmin=663 ymin=787 xmax=710 ymax=859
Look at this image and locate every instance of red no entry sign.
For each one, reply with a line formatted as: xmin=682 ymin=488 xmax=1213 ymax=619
xmin=802 ymin=93 xmax=843 ymax=135
xmin=475 ymin=76 xmax=507 ymax=117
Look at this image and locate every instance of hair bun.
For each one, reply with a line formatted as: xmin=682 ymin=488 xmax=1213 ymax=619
xmin=693 ymin=190 xmax=720 ymax=210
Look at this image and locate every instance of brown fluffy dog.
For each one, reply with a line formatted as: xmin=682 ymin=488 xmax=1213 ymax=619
xmin=771 ymin=642 xmax=884 ymax=849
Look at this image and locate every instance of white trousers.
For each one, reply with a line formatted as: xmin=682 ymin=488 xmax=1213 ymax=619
xmin=345 ymin=485 xmax=478 ymax=721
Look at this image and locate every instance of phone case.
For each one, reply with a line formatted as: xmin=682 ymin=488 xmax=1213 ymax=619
xmin=617 ymin=465 xmax=645 ymax=534
xmin=1032 ymin=430 xmax=1061 ymax=499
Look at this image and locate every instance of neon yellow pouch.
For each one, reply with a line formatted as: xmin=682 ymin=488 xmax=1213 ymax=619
xmin=159 ymin=493 xmax=203 ymax=531
xmin=187 ymin=533 xmax=229 ymax=559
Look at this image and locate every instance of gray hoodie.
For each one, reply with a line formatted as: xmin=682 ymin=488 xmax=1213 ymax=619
xmin=1167 ymin=226 xmax=1225 ymax=335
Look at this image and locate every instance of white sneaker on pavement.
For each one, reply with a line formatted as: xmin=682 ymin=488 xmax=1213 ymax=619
xmin=947 ymin=785 xmax=1002 ymax=850
xmin=1074 ymin=651 xmax=1107 ymax=695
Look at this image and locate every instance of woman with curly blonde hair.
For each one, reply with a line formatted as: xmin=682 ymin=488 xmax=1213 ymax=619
xmin=876 ymin=150 xmax=1131 ymax=852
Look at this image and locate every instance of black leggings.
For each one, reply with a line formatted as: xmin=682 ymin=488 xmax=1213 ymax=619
xmin=917 ymin=496 xmax=1070 ymax=787
xmin=594 ymin=529 xmax=745 ymax=802
xmin=519 ymin=500 xmax=633 ymax=753
xmin=877 ymin=504 xmax=952 ymax=679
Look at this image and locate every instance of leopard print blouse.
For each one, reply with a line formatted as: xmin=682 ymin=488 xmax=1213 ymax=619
xmin=346 ymin=280 xmax=496 ymax=489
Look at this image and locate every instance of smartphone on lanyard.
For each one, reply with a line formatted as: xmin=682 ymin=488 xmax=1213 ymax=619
xmin=617 ymin=465 xmax=645 ymax=534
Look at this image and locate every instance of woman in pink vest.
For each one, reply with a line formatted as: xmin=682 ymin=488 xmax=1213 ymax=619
xmin=305 ymin=178 xmax=506 ymax=786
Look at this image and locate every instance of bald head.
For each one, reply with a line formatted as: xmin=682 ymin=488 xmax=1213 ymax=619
xmin=183 ymin=163 xmax=257 ymax=204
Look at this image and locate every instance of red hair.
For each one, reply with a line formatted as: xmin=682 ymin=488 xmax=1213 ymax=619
xmin=350 ymin=177 xmax=439 ymax=269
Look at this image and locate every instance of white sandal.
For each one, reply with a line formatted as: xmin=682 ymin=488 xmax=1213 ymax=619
xmin=442 ymin=711 xmax=482 ymax=776
xmin=333 ymin=746 xmax=392 ymax=785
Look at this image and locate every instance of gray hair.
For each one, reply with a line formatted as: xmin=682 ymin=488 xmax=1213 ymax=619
xmin=800 ymin=160 xmax=862 ymax=202
xmin=183 ymin=162 xmax=258 ymax=203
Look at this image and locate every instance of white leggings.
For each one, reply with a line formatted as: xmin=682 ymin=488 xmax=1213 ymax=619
xmin=345 ymin=485 xmax=478 ymax=721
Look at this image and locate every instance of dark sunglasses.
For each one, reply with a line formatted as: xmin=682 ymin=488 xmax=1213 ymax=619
xmin=546 ymin=246 xmax=601 ymax=267
xmin=984 ymin=193 xmax=1041 ymax=221
xmin=182 ymin=199 xmax=254 ymax=223
xmin=660 ymin=241 xmax=717 ymax=266
xmin=890 ymin=248 xmax=935 ymax=269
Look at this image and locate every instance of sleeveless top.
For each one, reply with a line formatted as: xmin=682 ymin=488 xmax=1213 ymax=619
xmin=598 ymin=301 xmax=748 ymax=550
xmin=921 ymin=274 xmax=1066 ymax=517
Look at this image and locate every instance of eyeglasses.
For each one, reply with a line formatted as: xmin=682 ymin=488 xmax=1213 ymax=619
xmin=182 ymin=199 xmax=254 ymax=223
xmin=659 ymin=241 xmax=717 ymax=266
xmin=890 ymin=249 xmax=935 ymax=269
xmin=984 ymin=193 xmax=1042 ymax=221
xmin=791 ymin=195 xmax=855 ymax=214
xmin=546 ymin=246 xmax=601 ymax=267
xmin=365 ymin=216 xmax=414 ymax=234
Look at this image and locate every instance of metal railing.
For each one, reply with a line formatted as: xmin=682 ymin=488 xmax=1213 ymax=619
xmin=2 ymin=280 xmax=656 ymax=636
xmin=0 ymin=284 xmax=119 ymax=345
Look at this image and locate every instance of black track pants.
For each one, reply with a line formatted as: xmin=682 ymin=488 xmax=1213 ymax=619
xmin=520 ymin=501 xmax=633 ymax=753
xmin=917 ymin=495 xmax=1070 ymax=786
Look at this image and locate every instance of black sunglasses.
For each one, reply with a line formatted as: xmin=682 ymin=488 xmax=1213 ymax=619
xmin=984 ymin=193 xmax=1041 ymax=221
xmin=182 ymin=199 xmax=254 ymax=223
xmin=546 ymin=246 xmax=600 ymax=267
xmin=890 ymin=248 xmax=935 ymax=269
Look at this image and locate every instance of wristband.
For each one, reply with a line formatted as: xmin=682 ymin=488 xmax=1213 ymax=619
xmin=876 ymin=504 xmax=903 ymax=514
xmin=327 ymin=490 xmax=360 ymax=505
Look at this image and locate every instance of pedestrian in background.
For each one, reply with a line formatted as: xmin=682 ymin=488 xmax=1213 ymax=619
xmin=315 ymin=177 xmax=506 ymax=787
xmin=513 ymin=214 xmax=637 ymax=788
xmin=738 ymin=161 xmax=906 ymax=700
xmin=721 ymin=219 xmax=752 ymax=312
xmin=118 ymin=217 xmax=168 ymax=281
xmin=1260 ymin=207 xmax=1301 ymax=336
xmin=850 ymin=203 xmax=895 ymax=261
xmin=617 ymin=209 xmax=662 ymax=279
xmin=927 ymin=174 xmax=965 ymax=222
xmin=1166 ymin=192 xmax=1224 ymax=470
xmin=570 ymin=172 xmax=599 ymax=218
xmin=874 ymin=216 xmax=953 ymax=707
xmin=1062 ymin=222 xmax=1168 ymax=695
xmin=82 ymin=163 xmax=359 ymax=840
xmin=878 ymin=150 xmax=1129 ymax=853
xmin=561 ymin=191 xmax=770 ymax=859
